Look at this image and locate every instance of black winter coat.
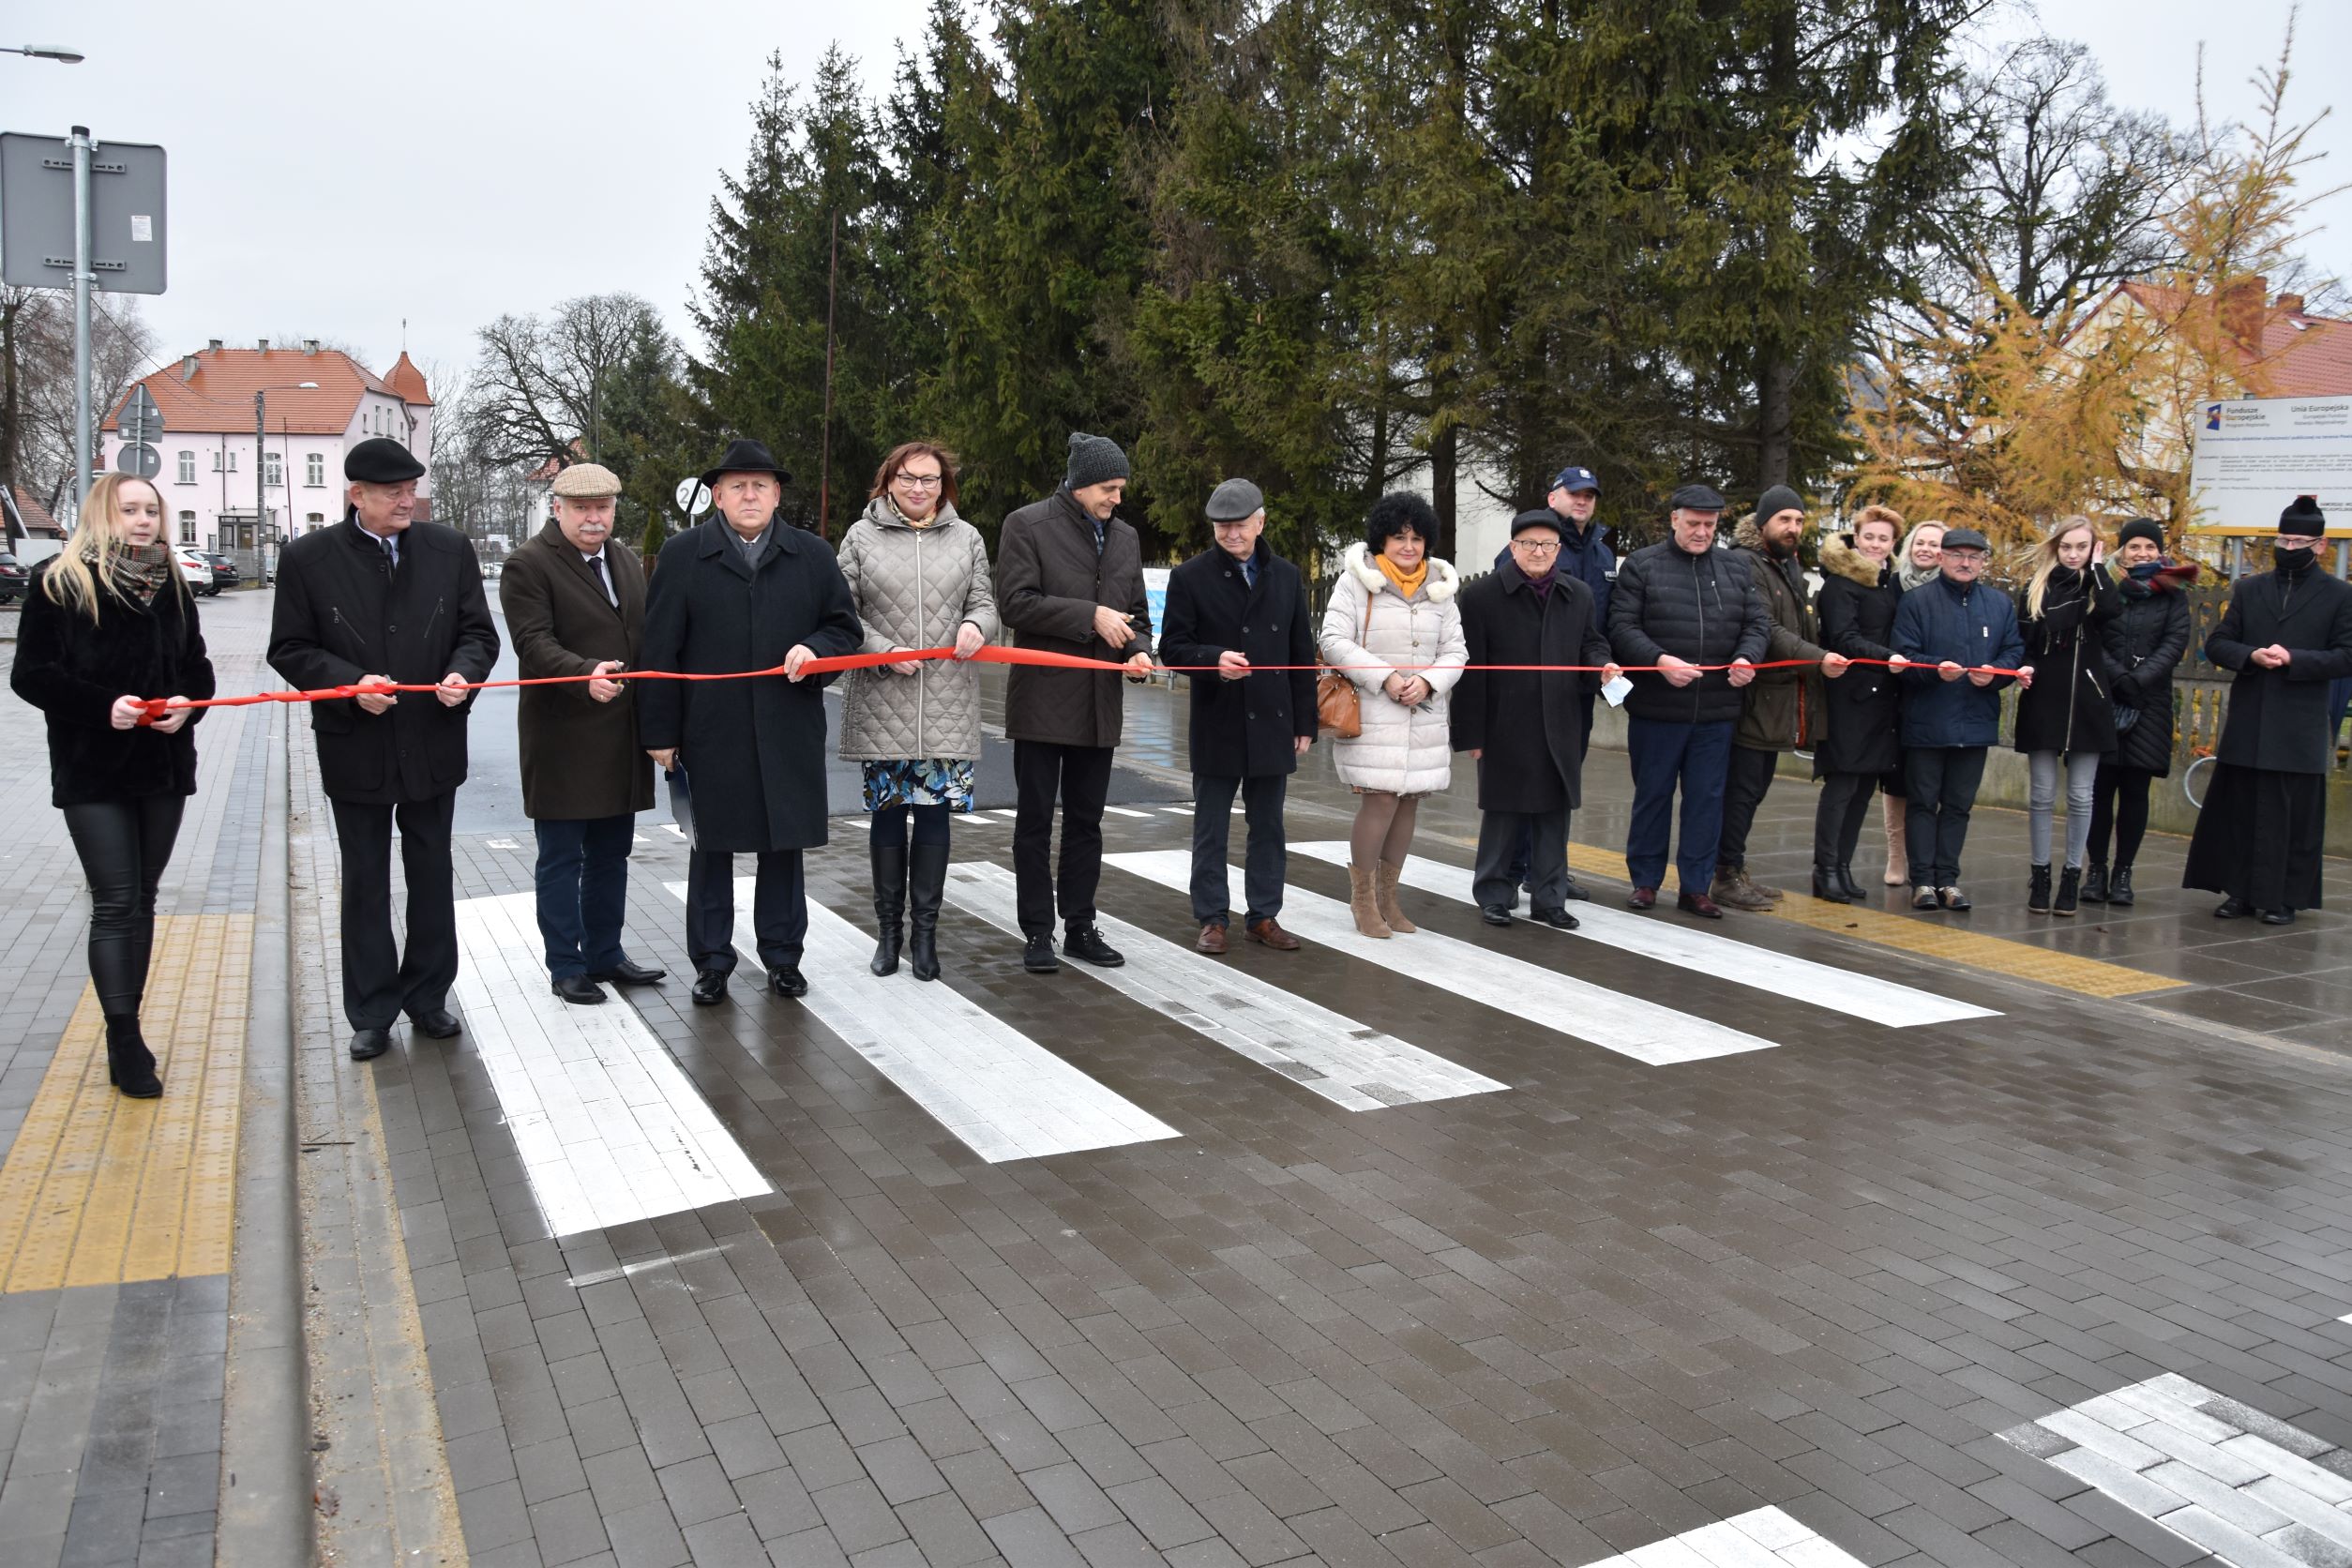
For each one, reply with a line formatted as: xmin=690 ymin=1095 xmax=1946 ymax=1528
xmin=11 ymin=565 xmax=216 ymax=808
xmin=1159 ymin=544 xmax=1317 ymax=778
xmin=2013 ymin=565 xmax=2123 ymax=755
xmin=501 ymin=520 xmax=656 ymax=822
xmin=1453 ymin=561 xmax=1612 ymax=814
xmin=996 ymin=487 xmax=1153 ymax=747
xmin=1810 ymin=535 xmax=1905 ymax=778
xmin=1606 ymin=539 xmax=1770 ymax=725
xmin=267 ymin=516 xmax=500 ymax=805
xmin=2100 ymin=568 xmax=2196 ymax=776
xmin=2206 ymin=555 xmax=2352 ymax=774
xmin=636 ymin=518 xmax=863 ymax=852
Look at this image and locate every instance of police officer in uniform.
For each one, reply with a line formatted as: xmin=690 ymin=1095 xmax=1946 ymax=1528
xmin=268 ymin=436 xmax=500 ymax=1060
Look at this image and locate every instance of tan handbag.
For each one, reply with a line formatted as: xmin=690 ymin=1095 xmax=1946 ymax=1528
xmin=1316 ymin=589 xmax=1373 ymax=738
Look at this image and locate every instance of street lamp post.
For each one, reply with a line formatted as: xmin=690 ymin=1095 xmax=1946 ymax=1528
xmin=255 ymin=382 xmax=317 ymax=580
xmin=0 ymin=45 xmax=84 ymax=63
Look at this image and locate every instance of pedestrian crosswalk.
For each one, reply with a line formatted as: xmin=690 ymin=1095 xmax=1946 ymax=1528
xmin=1291 ymin=843 xmax=1998 ymax=1029
xmin=1104 ymin=850 xmax=1781 ymax=1064
xmin=941 ymin=861 xmax=1508 ymax=1111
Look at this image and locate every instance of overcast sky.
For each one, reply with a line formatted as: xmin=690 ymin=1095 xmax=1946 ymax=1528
xmin=6 ymin=0 xmax=2346 ymax=404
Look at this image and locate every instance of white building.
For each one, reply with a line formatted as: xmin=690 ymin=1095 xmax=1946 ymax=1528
xmin=100 ymin=339 xmax=434 ymax=557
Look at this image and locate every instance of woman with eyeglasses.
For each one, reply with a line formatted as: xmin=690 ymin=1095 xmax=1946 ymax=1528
xmin=836 ymin=443 xmax=998 ymax=980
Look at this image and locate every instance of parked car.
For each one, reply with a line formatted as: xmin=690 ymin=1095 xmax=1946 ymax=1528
xmin=173 ymin=546 xmax=219 ymax=596
xmin=0 ymin=552 xmax=27 ymax=604
xmin=198 ymin=551 xmax=241 ymax=589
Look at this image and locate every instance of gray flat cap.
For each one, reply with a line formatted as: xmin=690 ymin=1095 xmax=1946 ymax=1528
xmin=1206 ymin=477 xmax=1264 ymax=521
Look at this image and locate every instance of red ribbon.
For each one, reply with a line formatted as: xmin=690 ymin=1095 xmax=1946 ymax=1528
xmin=135 ymin=644 xmax=2027 ymax=723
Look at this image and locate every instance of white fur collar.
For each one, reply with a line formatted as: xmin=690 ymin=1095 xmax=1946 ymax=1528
xmin=1342 ymin=539 xmax=1458 ymax=603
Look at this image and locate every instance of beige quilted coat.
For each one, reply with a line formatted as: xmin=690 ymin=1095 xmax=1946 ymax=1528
xmin=1317 ymin=542 xmax=1466 ymax=795
xmin=836 ymin=498 xmax=1000 ymax=761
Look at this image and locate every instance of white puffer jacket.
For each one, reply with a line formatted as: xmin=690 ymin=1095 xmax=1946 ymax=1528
xmin=1318 ymin=542 xmax=1466 ymax=795
xmin=837 ymin=498 xmax=1000 ymax=761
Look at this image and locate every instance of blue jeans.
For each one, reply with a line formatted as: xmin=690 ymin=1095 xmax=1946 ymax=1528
xmin=1623 ymin=716 xmax=1734 ymax=892
xmin=534 ymin=814 xmax=635 ymax=979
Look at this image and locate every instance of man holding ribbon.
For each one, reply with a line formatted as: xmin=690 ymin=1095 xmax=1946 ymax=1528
xmin=267 ymin=436 xmax=500 ymax=1062
xmin=638 ymin=440 xmax=862 ymax=1004
xmin=500 ymin=462 xmax=664 ymax=1005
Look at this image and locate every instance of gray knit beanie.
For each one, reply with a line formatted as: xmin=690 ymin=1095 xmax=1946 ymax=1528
xmin=1756 ymin=484 xmax=1805 ymax=521
xmin=1063 ymin=431 xmax=1131 ymax=491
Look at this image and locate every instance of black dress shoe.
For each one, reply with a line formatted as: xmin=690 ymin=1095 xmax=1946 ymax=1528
xmin=587 ymin=959 xmax=667 ymax=986
xmin=350 ymin=1028 xmax=392 ymax=1061
xmin=1063 ymin=925 xmax=1124 ymax=968
xmin=768 ymin=965 xmax=808 ymax=998
xmin=2260 ymin=908 xmax=2298 ymax=926
xmin=1479 ymin=905 xmax=1515 ymax=927
xmin=690 ymin=970 xmax=729 ymax=1005
xmin=1530 ymin=907 xmax=1580 ymax=930
xmin=1022 ymin=934 xmax=1060 ymax=973
xmin=551 ymin=974 xmax=606 ymax=1005
xmin=410 ymin=1008 xmax=462 ymax=1039
xmin=1560 ymin=875 xmax=1591 ymax=902
xmin=1675 ymin=890 xmax=1725 ymax=919
xmin=2215 ymin=896 xmax=2253 ymax=919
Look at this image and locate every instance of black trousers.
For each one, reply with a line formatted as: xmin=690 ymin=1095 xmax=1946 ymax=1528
xmin=62 ymin=794 xmax=186 ymax=1017
xmin=1480 ymin=808 xmax=1569 ymax=912
xmin=2087 ymin=763 xmax=2155 ymax=869
xmin=1813 ymin=772 xmax=1879 ymax=868
xmin=1190 ymin=773 xmax=1289 ymax=927
xmin=1713 ymin=744 xmax=1785 ymax=872
xmin=1013 ymin=740 xmax=1114 ymax=937
xmin=1508 ymin=693 xmax=1594 ymax=886
xmin=329 ymin=792 xmax=458 ymax=1031
xmin=685 ymin=848 xmax=807 ymax=973
xmin=1903 ymin=746 xmax=1988 ymax=887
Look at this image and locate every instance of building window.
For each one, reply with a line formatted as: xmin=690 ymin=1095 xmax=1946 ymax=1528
xmin=176 ymin=450 xmax=195 ymax=484
xmin=306 ymin=453 xmax=324 ymax=487
xmin=306 ymin=512 xmax=324 ymax=531
xmin=264 ymin=452 xmax=282 ymax=488
xmin=178 ymin=511 xmax=196 ymax=544
xmin=212 ymin=449 xmax=237 ymax=474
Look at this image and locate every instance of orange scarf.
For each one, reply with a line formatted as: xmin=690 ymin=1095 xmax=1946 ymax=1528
xmin=1374 ymin=553 xmax=1428 ymax=598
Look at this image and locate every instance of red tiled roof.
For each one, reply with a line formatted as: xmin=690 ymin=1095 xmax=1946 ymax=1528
xmin=104 ymin=345 xmax=420 ymax=436
xmin=384 ymin=351 xmax=434 ymax=407
xmin=2113 ymin=281 xmax=2352 ymax=396
xmin=8 ymin=486 xmax=63 ymax=535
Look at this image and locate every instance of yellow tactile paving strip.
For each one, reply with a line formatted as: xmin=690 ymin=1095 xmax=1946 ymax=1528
xmin=1560 ymin=843 xmax=2183 ymax=1001
xmin=0 ymin=913 xmax=252 ymax=1292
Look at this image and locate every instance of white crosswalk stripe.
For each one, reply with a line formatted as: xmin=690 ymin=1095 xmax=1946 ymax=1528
xmin=1580 ymin=1508 xmax=1870 ymax=1568
xmin=451 ymin=895 xmax=771 ymax=1239
xmin=1104 ymin=851 xmax=1778 ymax=1064
xmin=662 ymin=879 xmax=1181 ymax=1164
xmin=1292 ymin=843 xmax=1998 ymax=1029
xmin=942 ymin=862 xmax=1507 ymax=1110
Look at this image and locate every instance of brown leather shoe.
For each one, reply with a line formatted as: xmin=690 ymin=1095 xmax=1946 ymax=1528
xmin=1710 ymin=871 xmax=1774 ymax=912
xmin=1676 ymin=890 xmax=1726 ymax=919
xmin=1627 ymin=886 xmax=1658 ymax=911
xmin=1196 ymin=922 xmax=1228 ymax=955
xmin=1245 ymin=918 xmax=1300 ymax=951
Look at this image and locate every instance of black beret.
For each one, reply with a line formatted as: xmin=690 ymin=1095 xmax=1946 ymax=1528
xmin=345 ymin=436 xmax=425 ymax=484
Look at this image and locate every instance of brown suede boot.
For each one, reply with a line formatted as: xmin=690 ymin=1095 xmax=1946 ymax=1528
xmin=1349 ymin=862 xmax=1393 ymax=938
xmin=1376 ymin=860 xmax=1417 ymax=933
xmin=1882 ymin=792 xmax=1908 ymax=885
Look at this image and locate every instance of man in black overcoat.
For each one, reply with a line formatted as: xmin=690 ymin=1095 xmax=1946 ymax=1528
xmin=1157 ymin=479 xmax=1317 ymax=954
xmin=267 ymin=437 xmax=501 ymax=1061
xmin=637 ymin=440 xmax=863 ymax=1003
xmin=2181 ymin=494 xmax=2352 ymax=922
xmin=1452 ymin=511 xmax=1621 ymax=927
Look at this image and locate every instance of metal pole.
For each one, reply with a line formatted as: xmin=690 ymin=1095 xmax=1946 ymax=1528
xmin=817 ymin=209 xmax=837 ymax=540
xmin=256 ymin=389 xmax=267 ymax=566
xmin=71 ymin=126 xmax=94 ymax=507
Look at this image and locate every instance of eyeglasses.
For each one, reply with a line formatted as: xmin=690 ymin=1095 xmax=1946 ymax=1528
xmin=1510 ymin=539 xmax=1560 ymax=555
xmin=894 ymin=474 xmax=944 ymax=490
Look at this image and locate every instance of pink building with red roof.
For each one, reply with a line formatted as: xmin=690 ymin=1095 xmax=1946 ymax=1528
xmin=99 ymin=339 xmax=435 ymax=556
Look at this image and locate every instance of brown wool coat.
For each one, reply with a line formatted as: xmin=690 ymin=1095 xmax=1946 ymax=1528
xmin=500 ymin=520 xmax=656 ymax=821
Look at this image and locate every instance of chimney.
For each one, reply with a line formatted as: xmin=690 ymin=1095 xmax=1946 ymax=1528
xmin=180 ymin=354 xmax=198 ymax=379
xmin=2218 ymin=275 xmax=2269 ymax=347
xmin=206 ymin=338 xmax=222 ymax=354
xmin=257 ymin=338 xmax=269 ymax=353
xmin=302 ymin=339 xmax=319 ymax=355
xmin=2277 ymin=293 xmax=2306 ymax=315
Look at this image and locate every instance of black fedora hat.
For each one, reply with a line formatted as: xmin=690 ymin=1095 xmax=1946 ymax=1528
xmin=699 ymin=438 xmax=792 ymax=490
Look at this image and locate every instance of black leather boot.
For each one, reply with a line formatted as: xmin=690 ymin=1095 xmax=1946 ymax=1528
xmin=2055 ymin=865 xmax=2081 ymax=916
xmin=1811 ymin=858 xmax=1852 ymax=904
xmin=2081 ymin=862 xmax=2108 ymax=903
xmin=907 ymin=843 xmax=948 ymax=983
xmin=869 ymin=837 xmax=908 ymax=976
xmin=2028 ymin=864 xmax=2052 ymax=913
xmin=2107 ymin=864 xmax=2135 ymax=907
xmin=1835 ymin=863 xmax=1865 ymax=901
xmin=104 ymin=1012 xmax=161 ymax=1098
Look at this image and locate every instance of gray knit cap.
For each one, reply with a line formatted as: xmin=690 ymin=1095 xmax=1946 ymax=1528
xmin=1063 ymin=431 xmax=1131 ymax=491
xmin=1756 ymin=484 xmax=1805 ymax=521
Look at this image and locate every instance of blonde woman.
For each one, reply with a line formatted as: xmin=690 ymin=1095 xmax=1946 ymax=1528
xmin=1319 ymin=492 xmax=1466 ymax=937
xmin=1878 ymin=518 xmax=1944 ymax=882
xmin=2012 ymin=515 xmax=2121 ymax=914
xmin=8 ymin=475 xmax=214 ymax=1097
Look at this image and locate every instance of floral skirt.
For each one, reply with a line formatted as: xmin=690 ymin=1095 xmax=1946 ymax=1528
xmin=861 ymin=758 xmax=976 ymax=813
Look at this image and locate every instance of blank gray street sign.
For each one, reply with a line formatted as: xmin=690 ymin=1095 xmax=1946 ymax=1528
xmin=0 ymin=131 xmax=169 ymax=294
xmin=115 ymin=442 xmax=160 ymax=479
